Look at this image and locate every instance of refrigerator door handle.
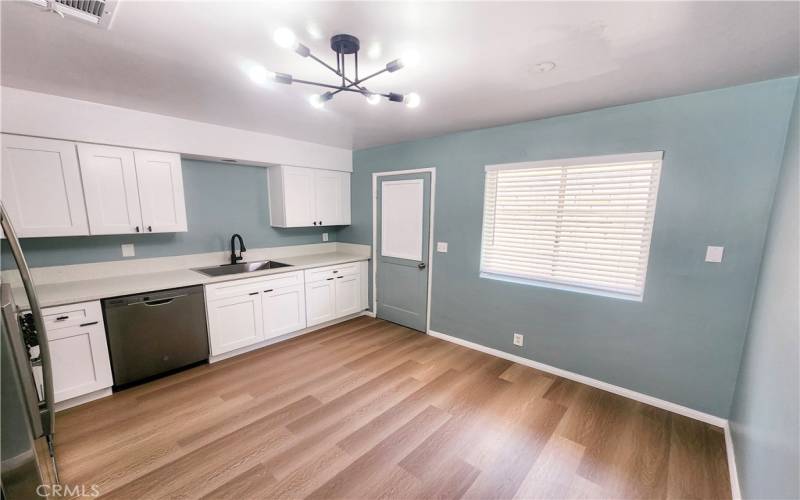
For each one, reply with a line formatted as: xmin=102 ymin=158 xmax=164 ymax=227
xmin=0 ymin=203 xmax=57 ymax=442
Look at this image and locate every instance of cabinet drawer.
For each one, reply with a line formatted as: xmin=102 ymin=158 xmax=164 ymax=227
xmin=205 ymin=270 xmax=303 ymax=300
xmin=42 ymin=301 xmax=102 ymax=332
xmin=304 ymin=262 xmax=360 ymax=283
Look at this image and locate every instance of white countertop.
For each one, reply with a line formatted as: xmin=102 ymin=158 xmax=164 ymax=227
xmin=14 ymin=251 xmax=370 ymax=309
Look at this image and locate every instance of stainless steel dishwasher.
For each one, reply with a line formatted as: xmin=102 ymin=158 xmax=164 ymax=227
xmin=102 ymin=286 xmax=209 ymax=388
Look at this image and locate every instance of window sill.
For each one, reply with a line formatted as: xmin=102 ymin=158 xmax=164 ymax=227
xmin=479 ymin=272 xmax=643 ymax=303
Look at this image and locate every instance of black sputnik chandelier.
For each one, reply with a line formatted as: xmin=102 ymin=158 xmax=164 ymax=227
xmin=263 ymin=27 xmax=420 ymax=109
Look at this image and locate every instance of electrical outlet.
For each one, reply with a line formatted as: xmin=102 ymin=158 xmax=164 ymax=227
xmin=513 ymin=333 xmax=524 ymax=347
xmin=437 ymin=242 xmax=448 ymax=253
xmin=705 ymin=245 xmax=724 ymax=263
xmin=121 ymin=243 xmax=135 ymax=257
xmin=322 ymin=232 xmax=329 ymax=242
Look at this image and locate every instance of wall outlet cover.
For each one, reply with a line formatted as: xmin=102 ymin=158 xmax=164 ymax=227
xmin=513 ymin=333 xmax=524 ymax=347
xmin=437 ymin=242 xmax=448 ymax=253
xmin=322 ymin=232 xmax=329 ymax=242
xmin=121 ymin=243 xmax=135 ymax=257
xmin=705 ymin=245 xmax=724 ymax=263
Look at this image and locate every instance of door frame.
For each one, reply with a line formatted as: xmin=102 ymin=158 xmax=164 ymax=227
xmin=371 ymin=167 xmax=437 ymax=332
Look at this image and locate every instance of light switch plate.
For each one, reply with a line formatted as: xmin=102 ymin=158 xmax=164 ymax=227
xmin=705 ymin=246 xmax=724 ymax=263
xmin=322 ymin=232 xmax=329 ymax=242
xmin=437 ymin=242 xmax=448 ymax=253
xmin=121 ymin=243 xmax=135 ymax=257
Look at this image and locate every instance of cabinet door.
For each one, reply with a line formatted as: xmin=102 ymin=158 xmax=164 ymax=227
xmin=305 ymin=279 xmax=336 ymax=327
xmin=207 ymin=292 xmax=264 ymax=355
xmin=335 ymin=274 xmax=362 ymax=317
xmin=77 ymin=144 xmax=143 ymax=235
xmin=262 ymin=284 xmax=307 ymax=339
xmin=48 ymin=322 xmax=113 ymax=402
xmin=313 ymin=170 xmax=350 ymax=226
xmin=1 ymin=135 xmax=89 ymax=237
xmin=282 ymin=166 xmax=316 ymax=227
xmin=134 ymin=150 xmax=187 ymax=233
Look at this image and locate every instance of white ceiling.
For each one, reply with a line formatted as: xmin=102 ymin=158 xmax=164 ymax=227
xmin=2 ymin=1 xmax=798 ymax=150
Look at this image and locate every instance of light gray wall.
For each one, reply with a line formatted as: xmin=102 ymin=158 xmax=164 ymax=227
xmin=729 ymin=83 xmax=799 ymax=499
xmin=1 ymin=159 xmax=337 ymax=269
xmin=338 ymin=77 xmax=798 ymax=417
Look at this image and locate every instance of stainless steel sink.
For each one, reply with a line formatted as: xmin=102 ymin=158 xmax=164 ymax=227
xmin=193 ymin=260 xmax=292 ymax=277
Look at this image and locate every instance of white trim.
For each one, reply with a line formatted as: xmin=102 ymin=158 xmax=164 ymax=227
xmin=724 ymin=422 xmax=742 ymax=500
xmin=426 ymin=328 xmax=727 ymax=428
xmin=485 ymin=151 xmax=664 ymax=172
xmin=209 ymin=310 xmax=372 ymax=363
xmin=55 ymin=387 xmax=112 ymax=412
xmin=371 ymin=168 xmax=436 ymax=332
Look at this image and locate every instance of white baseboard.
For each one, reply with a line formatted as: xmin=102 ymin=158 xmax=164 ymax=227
xmin=362 ymin=310 xmax=376 ymax=318
xmin=723 ymin=422 xmax=742 ymax=499
xmin=426 ymin=328 xmax=728 ymax=428
xmin=55 ymin=387 xmax=112 ymax=412
xmin=209 ymin=311 xmax=374 ymax=363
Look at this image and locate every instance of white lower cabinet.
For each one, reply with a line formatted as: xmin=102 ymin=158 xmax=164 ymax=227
xmin=39 ymin=301 xmax=113 ymax=403
xmin=263 ymin=284 xmax=306 ymax=339
xmin=335 ymin=274 xmax=362 ymax=317
xmin=206 ymin=292 xmax=264 ymax=356
xmin=205 ymin=262 xmax=368 ymax=358
xmin=305 ymin=262 xmax=367 ymax=327
xmin=305 ymin=279 xmax=337 ymax=327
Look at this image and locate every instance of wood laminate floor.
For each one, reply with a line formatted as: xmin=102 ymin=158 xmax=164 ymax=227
xmin=56 ymin=317 xmax=731 ymax=499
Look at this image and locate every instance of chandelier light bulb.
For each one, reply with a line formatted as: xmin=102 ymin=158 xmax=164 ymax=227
xmin=366 ymin=93 xmax=381 ymax=105
xmin=399 ymin=49 xmax=420 ymax=68
xmin=246 ymin=64 xmax=271 ymax=86
xmin=274 ymin=27 xmax=297 ymax=49
xmin=404 ymin=92 xmax=421 ymax=108
xmin=309 ymin=94 xmax=325 ymax=109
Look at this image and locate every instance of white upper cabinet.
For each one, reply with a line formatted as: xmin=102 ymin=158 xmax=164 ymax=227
xmin=268 ymin=166 xmax=350 ymax=227
xmin=313 ymin=169 xmax=350 ymax=226
xmin=134 ymin=150 xmax=188 ymax=233
xmin=78 ymin=144 xmax=187 ymax=235
xmin=1 ymin=135 xmax=89 ymax=237
xmin=78 ymin=144 xmax=143 ymax=235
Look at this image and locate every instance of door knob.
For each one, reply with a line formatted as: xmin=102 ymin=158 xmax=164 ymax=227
xmin=418 ymin=262 xmax=426 ymax=269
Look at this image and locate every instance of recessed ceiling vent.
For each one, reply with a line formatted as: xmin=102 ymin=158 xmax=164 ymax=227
xmin=28 ymin=0 xmax=118 ymax=29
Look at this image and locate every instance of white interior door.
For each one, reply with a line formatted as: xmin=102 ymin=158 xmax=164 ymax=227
xmin=1 ymin=135 xmax=89 ymax=237
xmin=77 ymin=144 xmax=143 ymax=235
xmin=134 ymin=150 xmax=187 ymax=233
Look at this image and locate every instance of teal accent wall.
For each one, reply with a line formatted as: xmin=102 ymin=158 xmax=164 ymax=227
xmin=338 ymin=77 xmax=798 ymax=417
xmin=729 ymin=83 xmax=799 ymax=498
xmin=2 ymin=159 xmax=336 ymax=269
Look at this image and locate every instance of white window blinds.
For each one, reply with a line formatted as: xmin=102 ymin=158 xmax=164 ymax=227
xmin=480 ymin=152 xmax=663 ymax=300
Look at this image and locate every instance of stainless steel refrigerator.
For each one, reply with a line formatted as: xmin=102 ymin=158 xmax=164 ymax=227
xmin=1 ymin=202 xmax=59 ymax=498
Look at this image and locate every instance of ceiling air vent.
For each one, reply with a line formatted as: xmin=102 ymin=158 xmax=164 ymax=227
xmin=28 ymin=0 xmax=119 ymax=29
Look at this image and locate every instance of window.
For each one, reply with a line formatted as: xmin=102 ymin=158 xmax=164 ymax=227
xmin=480 ymin=152 xmax=663 ymax=301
